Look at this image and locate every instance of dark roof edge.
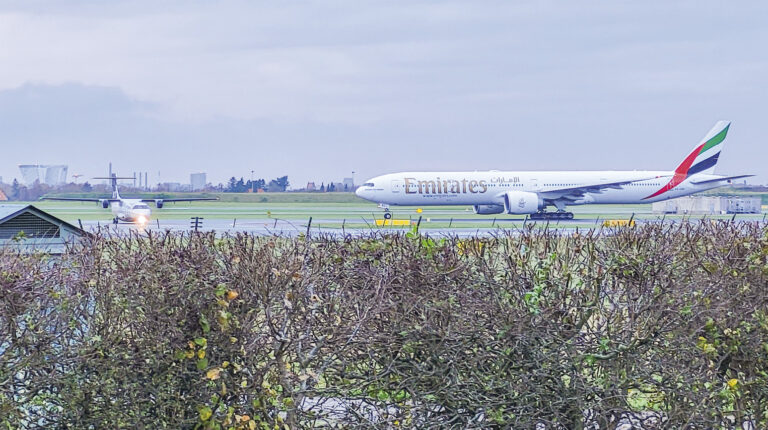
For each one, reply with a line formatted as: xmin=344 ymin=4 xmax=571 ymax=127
xmin=0 ymin=204 xmax=87 ymax=236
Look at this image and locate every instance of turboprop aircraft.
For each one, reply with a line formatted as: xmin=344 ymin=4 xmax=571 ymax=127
xmin=42 ymin=173 xmax=218 ymax=224
xmin=356 ymin=121 xmax=751 ymax=220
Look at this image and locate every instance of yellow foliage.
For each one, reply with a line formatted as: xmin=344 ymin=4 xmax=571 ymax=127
xmin=226 ymin=290 xmax=239 ymax=301
xmin=217 ymin=309 xmax=231 ymax=329
xmin=602 ymin=219 xmax=636 ymax=227
xmin=199 ymin=406 xmax=212 ymax=421
xmin=198 ymin=350 xmax=206 ymax=359
xmin=727 ymin=378 xmax=739 ymax=390
xmin=696 ymin=336 xmax=717 ymax=354
xmin=457 ymin=240 xmax=484 ymax=255
xmin=206 ymin=367 xmax=221 ymax=380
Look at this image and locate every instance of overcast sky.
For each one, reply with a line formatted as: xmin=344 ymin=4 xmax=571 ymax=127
xmin=1 ymin=1 xmax=766 ymax=187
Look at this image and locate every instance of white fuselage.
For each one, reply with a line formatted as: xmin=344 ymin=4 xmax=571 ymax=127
xmin=355 ymin=171 xmax=725 ymax=208
xmin=111 ymin=199 xmax=152 ymax=223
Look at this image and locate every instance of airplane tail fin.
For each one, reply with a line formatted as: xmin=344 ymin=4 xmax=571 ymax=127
xmin=94 ymin=172 xmax=134 ymax=199
xmin=673 ymin=120 xmax=730 ymax=176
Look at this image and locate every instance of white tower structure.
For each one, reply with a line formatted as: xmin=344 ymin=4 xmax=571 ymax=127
xmin=18 ymin=164 xmax=69 ymax=186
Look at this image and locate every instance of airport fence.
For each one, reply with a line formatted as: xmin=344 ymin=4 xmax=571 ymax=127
xmin=1 ymin=221 xmax=767 ymax=429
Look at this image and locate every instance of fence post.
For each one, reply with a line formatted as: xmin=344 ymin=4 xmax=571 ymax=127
xmin=190 ymin=217 xmax=203 ymax=232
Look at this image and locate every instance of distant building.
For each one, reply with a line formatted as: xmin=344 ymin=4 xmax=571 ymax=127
xmin=653 ymin=196 xmax=762 ymax=215
xmin=0 ymin=204 xmax=85 ymax=254
xmin=18 ymin=165 xmax=69 ymax=186
xmin=306 ymin=182 xmax=316 ymax=191
xmin=159 ymin=182 xmax=190 ymax=192
xmin=343 ymin=177 xmax=354 ymax=189
xmin=190 ymin=172 xmax=207 ymax=191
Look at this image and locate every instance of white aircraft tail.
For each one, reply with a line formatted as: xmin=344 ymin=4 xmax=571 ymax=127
xmin=94 ymin=171 xmax=134 ymax=200
xmin=645 ymin=121 xmax=730 ymax=200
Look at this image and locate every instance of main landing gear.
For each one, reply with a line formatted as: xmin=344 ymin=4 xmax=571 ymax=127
xmin=529 ymin=211 xmax=574 ymax=221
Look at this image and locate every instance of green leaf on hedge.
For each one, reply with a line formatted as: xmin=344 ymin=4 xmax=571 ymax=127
xmin=214 ymin=283 xmax=227 ymax=297
xmin=200 ymin=315 xmax=210 ymax=334
xmin=197 ymin=357 xmax=209 ymax=370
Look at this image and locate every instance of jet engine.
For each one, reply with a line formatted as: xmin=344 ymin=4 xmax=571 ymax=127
xmin=99 ymin=199 xmax=109 ymax=209
xmin=503 ymin=191 xmax=542 ymax=214
xmin=473 ymin=204 xmax=505 ymax=215
xmin=155 ymin=199 xmax=164 ymax=209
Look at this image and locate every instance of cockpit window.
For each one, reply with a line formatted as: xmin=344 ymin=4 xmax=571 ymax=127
xmin=363 ymin=182 xmax=375 ymax=187
xmin=134 ymin=204 xmax=150 ymax=209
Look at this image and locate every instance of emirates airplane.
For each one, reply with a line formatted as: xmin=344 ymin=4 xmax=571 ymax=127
xmin=43 ymin=173 xmax=218 ymax=224
xmin=356 ymin=121 xmax=751 ymax=220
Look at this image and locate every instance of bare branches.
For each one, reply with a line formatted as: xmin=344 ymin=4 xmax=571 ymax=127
xmin=1 ymin=223 xmax=767 ymax=428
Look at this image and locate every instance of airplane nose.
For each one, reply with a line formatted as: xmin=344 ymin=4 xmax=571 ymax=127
xmin=355 ymin=187 xmax=363 ymax=197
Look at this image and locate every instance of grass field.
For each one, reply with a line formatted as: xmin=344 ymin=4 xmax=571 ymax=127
xmin=15 ymin=191 xmax=766 ymax=230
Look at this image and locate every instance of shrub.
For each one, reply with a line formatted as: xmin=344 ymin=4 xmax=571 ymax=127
xmin=0 ymin=222 xmax=767 ymax=428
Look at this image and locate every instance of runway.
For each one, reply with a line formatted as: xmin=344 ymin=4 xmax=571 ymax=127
xmin=78 ymin=213 xmax=766 ymax=238
xmin=29 ymin=199 xmax=765 ymax=237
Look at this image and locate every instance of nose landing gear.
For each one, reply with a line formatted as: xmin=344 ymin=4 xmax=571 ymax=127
xmin=378 ymin=203 xmax=393 ymax=219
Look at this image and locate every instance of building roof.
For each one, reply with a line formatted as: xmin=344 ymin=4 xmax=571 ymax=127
xmin=0 ymin=204 xmax=81 ymax=228
xmin=0 ymin=204 xmax=86 ymax=253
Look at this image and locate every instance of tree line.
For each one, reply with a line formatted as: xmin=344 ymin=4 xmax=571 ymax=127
xmin=0 ymin=179 xmax=96 ymax=201
xmin=224 ymin=176 xmax=289 ymax=192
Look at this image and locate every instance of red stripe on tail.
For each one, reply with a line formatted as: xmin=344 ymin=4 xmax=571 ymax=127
xmin=644 ymin=143 xmax=704 ymax=199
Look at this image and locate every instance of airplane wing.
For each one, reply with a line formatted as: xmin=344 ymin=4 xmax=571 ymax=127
xmin=538 ymin=176 xmax=669 ymax=200
xmin=690 ymin=174 xmax=754 ymax=185
xmin=40 ymin=197 xmax=116 ymax=202
xmin=140 ymin=197 xmax=219 ymax=203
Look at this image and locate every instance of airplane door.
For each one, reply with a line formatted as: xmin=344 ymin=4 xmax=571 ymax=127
xmin=391 ymin=179 xmax=404 ymax=193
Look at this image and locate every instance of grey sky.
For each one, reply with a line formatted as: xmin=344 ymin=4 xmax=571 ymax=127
xmin=1 ymin=1 xmax=766 ymax=187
